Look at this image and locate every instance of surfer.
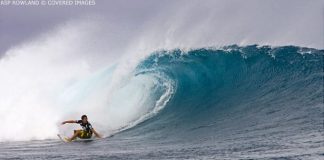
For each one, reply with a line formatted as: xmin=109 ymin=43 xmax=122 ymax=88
xmin=61 ymin=115 xmax=102 ymax=142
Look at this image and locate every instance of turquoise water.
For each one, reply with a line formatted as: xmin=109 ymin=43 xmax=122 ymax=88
xmin=1 ymin=45 xmax=323 ymax=159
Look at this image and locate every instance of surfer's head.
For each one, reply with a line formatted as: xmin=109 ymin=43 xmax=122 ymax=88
xmin=81 ymin=115 xmax=88 ymax=123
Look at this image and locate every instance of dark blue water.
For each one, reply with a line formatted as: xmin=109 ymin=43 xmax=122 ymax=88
xmin=1 ymin=45 xmax=323 ymax=159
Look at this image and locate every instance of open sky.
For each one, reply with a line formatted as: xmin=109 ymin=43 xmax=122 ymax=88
xmin=0 ymin=0 xmax=323 ymax=56
xmin=0 ymin=0 xmax=323 ymax=142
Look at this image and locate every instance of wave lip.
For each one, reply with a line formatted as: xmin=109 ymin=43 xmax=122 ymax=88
xmin=118 ymin=45 xmax=323 ymax=157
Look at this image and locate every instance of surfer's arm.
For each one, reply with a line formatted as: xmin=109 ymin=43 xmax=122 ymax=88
xmin=61 ymin=120 xmax=77 ymax=125
xmin=91 ymin=128 xmax=102 ymax=138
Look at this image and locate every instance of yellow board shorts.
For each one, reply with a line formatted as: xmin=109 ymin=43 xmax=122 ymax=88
xmin=75 ymin=130 xmax=92 ymax=139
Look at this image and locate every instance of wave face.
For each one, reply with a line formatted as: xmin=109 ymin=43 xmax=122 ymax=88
xmin=112 ymin=45 xmax=323 ymax=157
xmin=0 ymin=45 xmax=323 ymax=159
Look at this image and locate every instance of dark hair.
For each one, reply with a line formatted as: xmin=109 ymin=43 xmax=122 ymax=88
xmin=81 ymin=115 xmax=87 ymax=120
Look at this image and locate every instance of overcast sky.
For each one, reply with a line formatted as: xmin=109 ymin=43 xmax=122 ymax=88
xmin=0 ymin=0 xmax=323 ymax=57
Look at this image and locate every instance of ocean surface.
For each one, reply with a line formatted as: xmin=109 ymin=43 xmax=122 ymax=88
xmin=0 ymin=45 xmax=323 ymax=159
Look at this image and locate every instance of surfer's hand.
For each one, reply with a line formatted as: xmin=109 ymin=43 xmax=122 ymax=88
xmin=61 ymin=122 xmax=66 ymax=125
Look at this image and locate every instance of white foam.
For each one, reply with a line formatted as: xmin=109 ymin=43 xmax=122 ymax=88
xmin=0 ymin=19 xmax=175 ymax=141
xmin=0 ymin=21 xmax=95 ymax=141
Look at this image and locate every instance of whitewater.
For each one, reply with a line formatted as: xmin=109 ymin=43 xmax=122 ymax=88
xmin=0 ymin=0 xmax=323 ymax=159
xmin=0 ymin=42 xmax=322 ymax=159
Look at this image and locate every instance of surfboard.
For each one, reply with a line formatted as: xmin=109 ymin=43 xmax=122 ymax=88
xmin=57 ymin=134 xmax=70 ymax=142
xmin=57 ymin=134 xmax=95 ymax=143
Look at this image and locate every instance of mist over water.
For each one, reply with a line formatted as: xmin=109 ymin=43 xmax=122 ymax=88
xmin=0 ymin=0 xmax=323 ymax=158
xmin=0 ymin=21 xmax=174 ymax=141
